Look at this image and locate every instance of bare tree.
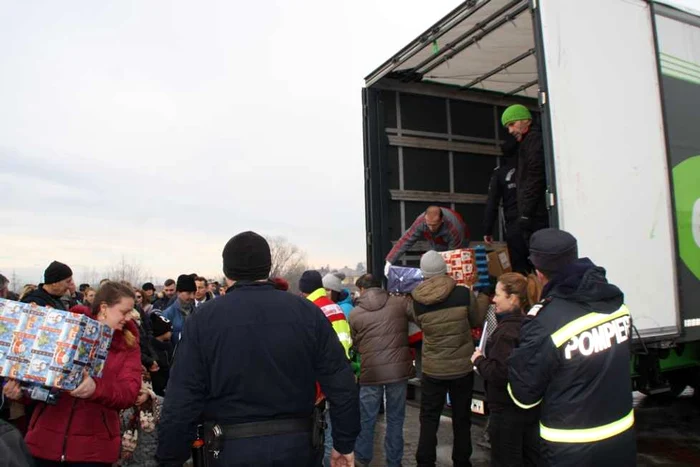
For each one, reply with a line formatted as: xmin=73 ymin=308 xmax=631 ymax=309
xmin=79 ymin=267 xmax=102 ymax=288
xmin=267 ymin=236 xmax=308 ymax=279
xmin=104 ymin=256 xmax=149 ymax=288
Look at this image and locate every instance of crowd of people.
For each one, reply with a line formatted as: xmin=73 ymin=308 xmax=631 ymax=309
xmin=0 ymin=106 xmax=636 ymax=466
xmin=0 ymin=229 xmax=636 ymax=467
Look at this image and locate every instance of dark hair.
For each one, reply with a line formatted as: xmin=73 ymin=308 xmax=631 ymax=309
xmin=356 ymin=274 xmax=381 ymax=290
xmin=0 ymin=274 xmax=8 ymax=289
xmin=498 ymin=273 xmax=542 ymax=313
xmin=164 ymin=279 xmax=176 ymax=287
xmin=79 ymin=283 xmax=90 ymax=292
xmin=195 ymin=276 xmax=208 ymax=286
xmin=91 ymin=281 xmax=137 ymax=347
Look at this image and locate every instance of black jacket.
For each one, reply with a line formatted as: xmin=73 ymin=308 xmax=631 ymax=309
xmin=483 ymin=162 xmax=518 ymax=236
xmin=516 ymin=125 xmax=548 ymax=221
xmin=149 ymin=337 xmax=173 ymax=397
xmin=20 ymin=285 xmax=65 ymax=310
xmin=0 ymin=420 xmax=34 ymax=467
xmin=152 ymin=295 xmax=176 ymax=312
xmin=508 ymin=259 xmax=635 ymax=466
xmin=156 ymin=281 xmax=360 ymax=465
xmin=474 ymin=312 xmax=525 ymax=410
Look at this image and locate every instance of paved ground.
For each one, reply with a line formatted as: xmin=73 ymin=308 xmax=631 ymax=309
xmin=368 ymin=390 xmax=700 ymax=467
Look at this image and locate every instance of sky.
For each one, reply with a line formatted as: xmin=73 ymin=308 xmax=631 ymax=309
xmin=0 ymin=0 xmax=444 ymax=285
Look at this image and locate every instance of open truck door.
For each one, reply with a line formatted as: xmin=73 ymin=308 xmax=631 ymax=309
xmin=363 ymin=0 xmax=700 ymax=404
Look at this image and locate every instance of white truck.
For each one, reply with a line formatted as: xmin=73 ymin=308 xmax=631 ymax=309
xmin=362 ymin=0 xmax=700 ymax=403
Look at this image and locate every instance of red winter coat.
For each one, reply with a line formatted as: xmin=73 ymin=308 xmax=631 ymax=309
xmin=24 ymin=307 xmax=142 ymax=463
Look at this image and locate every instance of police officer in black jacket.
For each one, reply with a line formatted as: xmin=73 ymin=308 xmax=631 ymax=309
xmin=483 ymin=134 xmax=530 ymax=273
xmin=156 ymin=231 xmax=360 ymax=467
xmin=507 ymin=229 xmax=636 ymax=466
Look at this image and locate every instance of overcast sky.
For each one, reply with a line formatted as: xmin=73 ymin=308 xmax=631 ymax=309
xmin=0 ymin=0 xmax=443 ymax=285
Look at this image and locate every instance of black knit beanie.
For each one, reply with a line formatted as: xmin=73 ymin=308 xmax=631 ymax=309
xmin=222 ymin=231 xmax=272 ymax=281
xmin=44 ymin=261 xmax=73 ymax=285
xmin=298 ymin=270 xmax=323 ymax=294
xmin=176 ymin=274 xmax=197 ymax=293
xmin=150 ymin=312 xmax=173 ymax=338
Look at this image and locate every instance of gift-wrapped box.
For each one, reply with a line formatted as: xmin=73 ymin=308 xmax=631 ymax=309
xmin=439 ymin=248 xmax=477 ymax=286
xmin=387 ymin=266 xmax=424 ymax=294
xmin=0 ymin=299 xmax=113 ymax=391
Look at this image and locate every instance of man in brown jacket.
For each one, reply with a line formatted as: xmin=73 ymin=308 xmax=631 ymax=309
xmin=411 ymin=251 xmax=488 ymax=467
xmin=348 ymin=273 xmax=414 ymax=467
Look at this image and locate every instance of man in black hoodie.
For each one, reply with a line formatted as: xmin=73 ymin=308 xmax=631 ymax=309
xmin=20 ymin=261 xmax=74 ymax=310
xmin=501 ymin=105 xmax=549 ymax=246
xmin=507 ymin=229 xmax=635 ymax=466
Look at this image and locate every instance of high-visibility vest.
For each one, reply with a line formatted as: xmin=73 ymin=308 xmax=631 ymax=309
xmin=307 ymin=288 xmax=352 ymax=358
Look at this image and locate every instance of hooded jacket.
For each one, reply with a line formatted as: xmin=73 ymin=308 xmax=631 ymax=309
xmin=516 ymin=125 xmax=548 ymax=221
xmin=24 ymin=308 xmax=142 ymax=463
xmin=474 ymin=311 xmax=526 ymax=410
xmin=336 ymin=290 xmax=355 ymax=319
xmin=411 ymin=276 xmax=488 ymax=379
xmin=20 ymin=285 xmax=65 ymax=310
xmin=348 ymin=288 xmax=413 ymax=385
xmin=508 ymin=259 xmax=635 ymax=466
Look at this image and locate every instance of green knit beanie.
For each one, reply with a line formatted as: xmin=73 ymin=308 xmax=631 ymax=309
xmin=501 ymin=104 xmax=532 ymax=126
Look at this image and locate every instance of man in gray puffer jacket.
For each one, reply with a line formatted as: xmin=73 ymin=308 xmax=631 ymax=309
xmin=349 ymin=274 xmax=414 ymax=467
xmin=411 ymin=251 xmax=488 ymax=467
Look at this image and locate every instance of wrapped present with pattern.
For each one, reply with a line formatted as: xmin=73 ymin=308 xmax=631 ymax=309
xmin=387 ymin=265 xmax=424 ymax=294
xmin=0 ymin=298 xmax=113 ymax=392
xmin=439 ymin=248 xmax=477 ymax=286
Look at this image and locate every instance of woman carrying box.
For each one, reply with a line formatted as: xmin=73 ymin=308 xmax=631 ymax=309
xmin=3 ymin=281 xmax=142 ymax=467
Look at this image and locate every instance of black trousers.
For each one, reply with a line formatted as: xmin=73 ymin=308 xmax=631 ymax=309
xmin=522 ymin=217 xmax=549 ymax=252
xmin=504 ymin=222 xmax=531 ymax=274
xmin=416 ymin=373 xmax=474 ymax=467
xmin=488 ymin=406 xmax=540 ymax=467
xmin=211 ymin=432 xmax=322 ymax=466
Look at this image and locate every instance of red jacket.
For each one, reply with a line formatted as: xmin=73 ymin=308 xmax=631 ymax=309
xmin=24 ymin=307 xmax=142 ymax=463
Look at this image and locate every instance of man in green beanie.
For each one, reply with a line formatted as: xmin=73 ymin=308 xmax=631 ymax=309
xmin=501 ymin=104 xmax=549 ymax=250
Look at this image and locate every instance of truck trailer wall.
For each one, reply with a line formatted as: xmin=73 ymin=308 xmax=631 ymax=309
xmin=655 ymin=8 xmax=700 ymax=342
xmin=538 ymin=0 xmax=680 ymax=338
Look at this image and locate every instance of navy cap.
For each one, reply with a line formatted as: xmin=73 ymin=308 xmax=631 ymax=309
xmin=529 ymin=228 xmax=578 ymax=272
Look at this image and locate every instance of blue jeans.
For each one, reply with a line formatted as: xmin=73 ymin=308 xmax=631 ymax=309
xmin=354 ymin=381 xmax=408 ymax=467
xmin=323 ymin=408 xmax=332 ymax=467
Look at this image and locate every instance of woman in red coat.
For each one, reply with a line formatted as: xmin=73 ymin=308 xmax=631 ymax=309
xmin=3 ymin=281 xmax=142 ymax=467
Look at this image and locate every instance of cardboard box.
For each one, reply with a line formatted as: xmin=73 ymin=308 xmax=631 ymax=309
xmin=0 ymin=299 xmax=113 ymax=391
xmin=487 ymin=247 xmax=512 ymax=278
xmin=439 ymin=248 xmax=477 ymax=286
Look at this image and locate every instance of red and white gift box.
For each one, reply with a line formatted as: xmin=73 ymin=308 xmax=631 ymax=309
xmin=439 ymin=248 xmax=477 ymax=286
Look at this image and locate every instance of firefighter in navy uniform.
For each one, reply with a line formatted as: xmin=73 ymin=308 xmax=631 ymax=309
xmin=507 ymin=229 xmax=635 ymax=466
xmin=156 ymin=231 xmax=360 ymax=467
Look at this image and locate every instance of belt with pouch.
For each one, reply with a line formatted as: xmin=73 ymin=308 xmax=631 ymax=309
xmin=212 ymin=417 xmax=313 ymax=439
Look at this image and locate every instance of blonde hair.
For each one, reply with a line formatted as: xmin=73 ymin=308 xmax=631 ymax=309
xmin=19 ymin=284 xmax=37 ymax=301
xmin=498 ymin=273 xmax=542 ymax=313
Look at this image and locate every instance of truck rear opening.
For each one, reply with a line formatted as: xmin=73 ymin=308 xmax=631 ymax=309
xmin=363 ymin=0 xmax=700 ymax=399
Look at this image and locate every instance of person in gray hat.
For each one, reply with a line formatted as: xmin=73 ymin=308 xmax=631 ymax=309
xmin=507 ymin=228 xmax=635 ymax=466
xmin=410 ymin=251 xmax=488 ymax=467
